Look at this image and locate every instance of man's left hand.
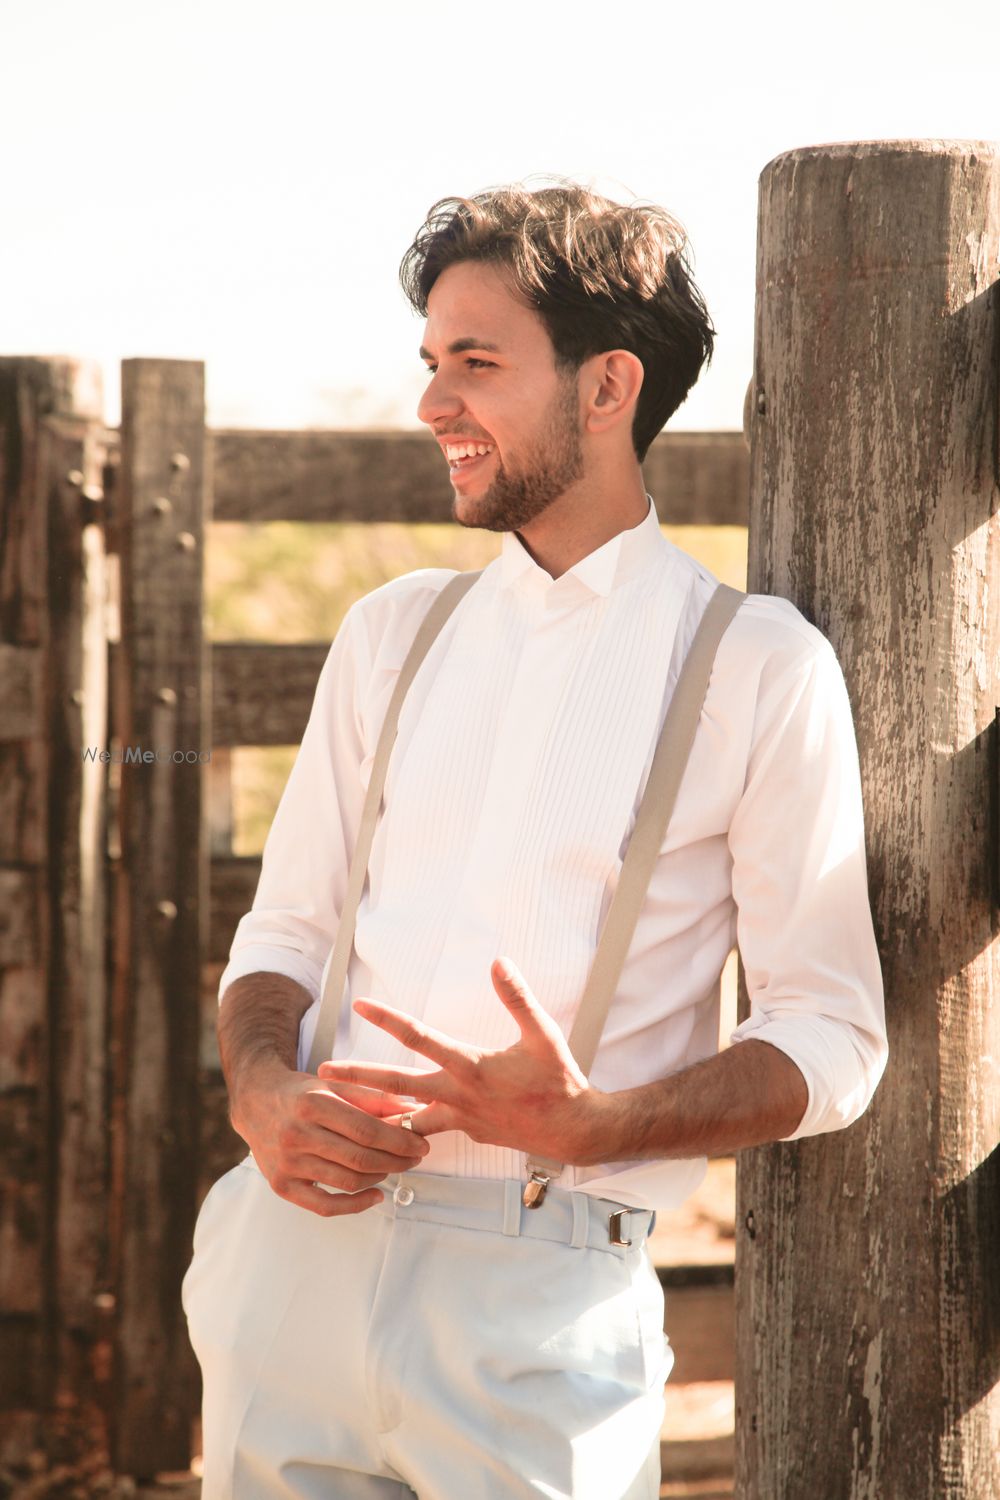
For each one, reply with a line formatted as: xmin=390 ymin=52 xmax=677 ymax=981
xmin=317 ymin=957 xmax=605 ymax=1164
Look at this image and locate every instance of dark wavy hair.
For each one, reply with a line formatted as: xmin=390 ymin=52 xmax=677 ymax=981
xmin=399 ymin=180 xmax=715 ymax=461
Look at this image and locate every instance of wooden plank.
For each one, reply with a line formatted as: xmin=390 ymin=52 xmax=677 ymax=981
xmin=736 ymin=141 xmax=1000 ymax=1500
xmin=0 ymin=358 xmax=106 ymax=1464
xmin=114 ymin=639 xmax=325 ymax=748
xmin=0 ymin=966 xmax=44 ymax=1093
xmin=211 ymin=641 xmax=327 ymax=747
xmin=109 ymin=424 xmax=749 ymax=526
xmin=0 ymin=742 xmax=44 ymax=866
xmin=0 ymin=1318 xmax=41 ymax=1408
xmin=112 ymin=359 xmax=206 ymax=1475
xmin=43 ymin=410 xmax=113 ymax=1430
xmin=209 ymin=427 xmax=748 ymax=525
xmin=0 ymin=1088 xmax=45 ymax=1316
xmin=209 ymin=854 xmax=261 ymax=963
xmin=0 ymin=868 xmax=37 ymax=966
xmin=641 ymin=431 xmax=749 ymax=526
xmin=211 ymin=427 xmax=451 ymax=522
xmin=0 ymin=644 xmax=42 ymax=740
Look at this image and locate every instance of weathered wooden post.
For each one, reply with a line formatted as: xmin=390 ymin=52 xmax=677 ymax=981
xmin=0 ymin=358 xmax=110 ymax=1467
xmin=111 ymin=359 xmax=208 ymax=1474
xmin=736 ymin=142 xmax=1000 ymax=1497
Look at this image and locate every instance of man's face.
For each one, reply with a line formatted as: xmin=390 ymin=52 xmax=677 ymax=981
xmin=417 ymin=261 xmax=584 ymax=533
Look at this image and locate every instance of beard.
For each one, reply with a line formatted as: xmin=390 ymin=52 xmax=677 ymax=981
xmin=451 ymin=373 xmax=584 ymax=534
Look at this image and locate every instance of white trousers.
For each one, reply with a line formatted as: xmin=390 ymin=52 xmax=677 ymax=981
xmin=182 ymin=1157 xmax=671 ymax=1499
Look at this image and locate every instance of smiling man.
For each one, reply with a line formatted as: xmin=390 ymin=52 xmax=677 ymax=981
xmin=183 ymin=183 xmax=887 ymax=1499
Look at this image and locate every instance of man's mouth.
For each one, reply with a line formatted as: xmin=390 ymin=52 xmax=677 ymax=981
xmin=444 ymin=441 xmax=495 ymax=472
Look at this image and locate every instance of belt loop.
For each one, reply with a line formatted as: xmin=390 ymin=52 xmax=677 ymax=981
xmin=502 ymin=1179 xmax=522 ymax=1237
xmin=570 ymin=1193 xmax=589 ymax=1249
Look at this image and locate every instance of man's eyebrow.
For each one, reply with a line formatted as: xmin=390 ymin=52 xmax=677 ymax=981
xmin=419 ymin=337 xmax=503 ymax=361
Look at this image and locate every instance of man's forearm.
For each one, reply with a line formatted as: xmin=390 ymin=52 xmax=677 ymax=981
xmin=217 ymin=971 xmax=313 ymax=1115
xmin=578 ymin=1039 xmax=809 ymax=1166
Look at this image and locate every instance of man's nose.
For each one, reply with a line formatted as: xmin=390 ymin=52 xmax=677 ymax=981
xmin=417 ymin=369 xmax=463 ymax=427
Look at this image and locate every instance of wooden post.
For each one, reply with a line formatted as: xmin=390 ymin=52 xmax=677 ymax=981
xmin=736 ymin=141 xmax=1000 ymax=1498
xmin=0 ymin=357 xmax=109 ymax=1461
xmin=112 ymin=360 xmax=207 ymax=1474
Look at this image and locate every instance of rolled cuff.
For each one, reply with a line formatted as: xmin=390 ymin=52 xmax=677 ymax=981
xmin=217 ymin=943 xmax=324 ymax=1007
xmin=729 ymin=1010 xmax=888 ymax=1140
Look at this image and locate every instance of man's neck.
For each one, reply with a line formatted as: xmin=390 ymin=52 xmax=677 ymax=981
xmin=513 ymin=471 xmax=650 ymax=580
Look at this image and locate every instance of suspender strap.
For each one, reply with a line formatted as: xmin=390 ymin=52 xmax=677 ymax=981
xmin=523 ymin=580 xmax=745 ymax=1196
xmin=305 ymin=570 xmax=483 ymax=1073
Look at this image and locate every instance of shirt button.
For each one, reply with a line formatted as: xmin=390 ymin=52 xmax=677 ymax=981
xmin=393 ymin=1184 xmax=414 ymax=1207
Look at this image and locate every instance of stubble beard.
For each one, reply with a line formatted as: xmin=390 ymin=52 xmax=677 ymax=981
xmin=452 ymin=374 xmax=584 ymax=534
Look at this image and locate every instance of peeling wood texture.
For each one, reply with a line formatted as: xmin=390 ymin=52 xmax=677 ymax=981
xmin=111 ymin=360 xmax=207 ymax=1475
xmin=735 ymin=140 xmax=1000 ymax=1500
xmin=0 ymin=358 xmax=109 ymax=1458
xmin=0 ymin=643 xmax=42 ymax=740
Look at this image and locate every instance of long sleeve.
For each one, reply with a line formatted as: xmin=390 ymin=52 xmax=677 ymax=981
xmin=217 ymin=602 xmax=368 ymax=1005
xmin=727 ymin=630 xmax=888 ymax=1139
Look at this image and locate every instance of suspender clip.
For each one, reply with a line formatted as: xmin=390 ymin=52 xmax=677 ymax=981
xmin=522 ymin=1171 xmax=551 ymax=1209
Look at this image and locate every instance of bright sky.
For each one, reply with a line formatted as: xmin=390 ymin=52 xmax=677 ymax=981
xmin=3 ymin=1 xmax=998 ymax=431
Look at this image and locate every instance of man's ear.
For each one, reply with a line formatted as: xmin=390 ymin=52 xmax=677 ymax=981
xmin=583 ymin=350 xmax=644 ymax=437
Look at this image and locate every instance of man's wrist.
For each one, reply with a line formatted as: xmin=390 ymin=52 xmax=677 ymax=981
xmin=565 ymin=1087 xmax=633 ymax=1167
xmin=218 ymin=971 xmax=311 ymax=1130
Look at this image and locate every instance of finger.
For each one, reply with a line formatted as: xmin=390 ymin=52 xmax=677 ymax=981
xmin=304 ymin=1088 xmax=431 ymax=1158
xmin=352 ymin=998 xmax=472 ymax=1068
xmin=296 ymin=1153 xmax=391 ymax=1193
xmin=490 ymin=957 xmax=549 ymax=1035
xmin=294 ymin=1124 xmax=428 ymax=1175
xmin=388 ymin=1101 xmax=456 ymax=1137
xmin=321 ymin=1079 xmax=419 ymax=1117
xmin=277 ymin=1181 xmax=385 ymax=1219
xmin=317 ymin=1061 xmax=452 ymax=1102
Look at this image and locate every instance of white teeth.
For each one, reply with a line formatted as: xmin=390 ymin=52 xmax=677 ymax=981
xmin=445 ymin=441 xmax=494 ymax=463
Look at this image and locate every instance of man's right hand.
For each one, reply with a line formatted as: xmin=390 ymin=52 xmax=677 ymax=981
xmin=230 ymin=1058 xmax=430 ymax=1218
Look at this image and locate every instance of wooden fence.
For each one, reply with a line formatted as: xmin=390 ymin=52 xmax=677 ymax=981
xmin=6 ymin=131 xmax=999 ymax=1500
xmin=0 ymin=356 xmax=748 ymax=1483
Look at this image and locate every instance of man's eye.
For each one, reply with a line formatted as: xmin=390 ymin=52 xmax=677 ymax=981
xmin=422 ymin=358 xmax=494 ymax=376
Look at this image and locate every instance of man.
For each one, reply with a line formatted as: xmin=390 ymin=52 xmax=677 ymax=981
xmin=183 ymin=182 xmax=887 ymax=1499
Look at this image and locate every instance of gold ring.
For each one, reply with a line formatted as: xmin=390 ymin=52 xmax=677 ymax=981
xmin=401 ymin=1112 xmax=414 ymax=1131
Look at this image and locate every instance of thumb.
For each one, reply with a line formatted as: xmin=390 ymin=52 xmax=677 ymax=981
xmin=491 ymin=956 xmax=547 ymax=1035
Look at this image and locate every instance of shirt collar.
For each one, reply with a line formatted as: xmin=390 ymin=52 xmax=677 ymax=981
xmin=499 ymin=494 xmax=665 ymax=599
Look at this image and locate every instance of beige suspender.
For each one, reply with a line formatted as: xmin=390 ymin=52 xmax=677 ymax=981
xmin=306 ymin=570 xmax=484 ymax=1074
xmin=522 ymin=579 xmax=745 ymax=1203
xmin=306 ymin=569 xmax=746 ymax=1206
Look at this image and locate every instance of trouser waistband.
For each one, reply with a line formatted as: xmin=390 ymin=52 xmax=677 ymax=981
xmin=376 ymin=1172 xmax=654 ymax=1256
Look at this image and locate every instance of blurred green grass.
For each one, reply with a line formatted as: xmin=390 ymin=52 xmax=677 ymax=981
xmin=207 ymin=521 xmax=748 ymax=854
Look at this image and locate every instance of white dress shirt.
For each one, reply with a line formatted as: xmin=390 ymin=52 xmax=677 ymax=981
xmin=219 ymin=495 xmax=887 ymax=1211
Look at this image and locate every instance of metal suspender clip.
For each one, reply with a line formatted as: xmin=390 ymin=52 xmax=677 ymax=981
xmin=522 ymin=1171 xmax=551 ymax=1209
